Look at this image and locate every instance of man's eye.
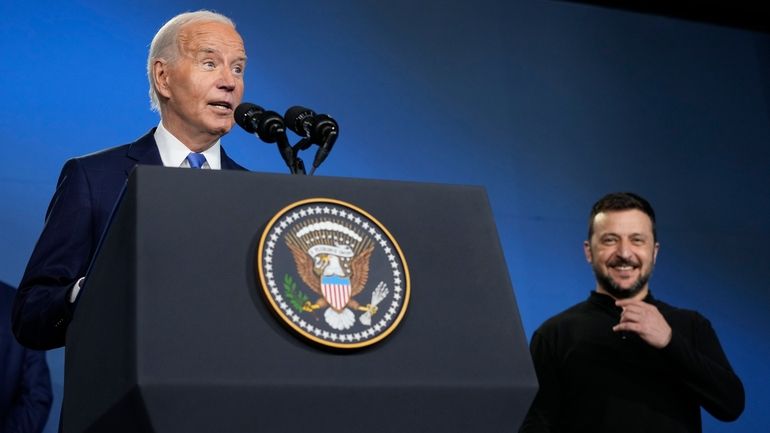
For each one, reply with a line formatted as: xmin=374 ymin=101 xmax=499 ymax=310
xmin=203 ymin=61 xmax=216 ymax=69
xmin=232 ymin=65 xmax=243 ymax=74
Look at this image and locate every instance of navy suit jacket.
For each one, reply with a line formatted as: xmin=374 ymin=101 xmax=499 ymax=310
xmin=12 ymin=129 xmax=247 ymax=350
xmin=1 ymin=282 xmax=52 ymax=433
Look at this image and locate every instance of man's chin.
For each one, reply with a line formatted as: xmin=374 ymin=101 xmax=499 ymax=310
xmin=212 ymin=124 xmax=233 ymax=135
xmin=594 ymin=272 xmax=648 ymax=300
xmin=202 ymin=117 xmax=235 ymax=135
xmin=603 ymin=284 xmax=643 ymax=299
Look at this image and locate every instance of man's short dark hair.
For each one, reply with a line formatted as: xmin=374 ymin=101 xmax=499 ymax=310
xmin=587 ymin=192 xmax=657 ymax=241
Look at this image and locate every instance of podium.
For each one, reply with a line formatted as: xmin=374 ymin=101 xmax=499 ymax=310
xmin=63 ymin=166 xmax=537 ymax=433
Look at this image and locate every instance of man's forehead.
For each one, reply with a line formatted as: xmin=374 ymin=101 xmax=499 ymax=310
xmin=178 ymin=21 xmax=245 ymax=54
xmin=593 ymin=209 xmax=653 ymax=234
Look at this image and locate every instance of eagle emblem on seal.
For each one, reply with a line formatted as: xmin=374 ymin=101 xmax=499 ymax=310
xmin=286 ymin=221 xmax=381 ymax=330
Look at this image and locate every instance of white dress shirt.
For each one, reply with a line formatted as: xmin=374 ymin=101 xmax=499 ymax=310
xmin=153 ymin=121 xmax=223 ymax=170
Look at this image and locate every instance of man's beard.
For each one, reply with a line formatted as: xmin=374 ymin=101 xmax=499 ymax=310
xmin=593 ymin=258 xmax=653 ymax=299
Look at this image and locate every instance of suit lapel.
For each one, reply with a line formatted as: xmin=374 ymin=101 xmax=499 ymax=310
xmin=124 ymin=128 xmax=163 ymax=176
xmin=220 ymin=146 xmax=246 ymax=171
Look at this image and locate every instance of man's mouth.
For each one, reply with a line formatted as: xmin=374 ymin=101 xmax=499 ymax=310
xmin=208 ymin=101 xmax=233 ymax=112
xmin=608 ymin=258 xmax=640 ymax=272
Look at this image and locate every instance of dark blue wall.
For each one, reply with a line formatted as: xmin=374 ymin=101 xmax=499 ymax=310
xmin=1 ymin=1 xmax=767 ymax=432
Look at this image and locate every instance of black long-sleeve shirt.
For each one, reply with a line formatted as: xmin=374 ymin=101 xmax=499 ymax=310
xmin=519 ymin=291 xmax=744 ymax=433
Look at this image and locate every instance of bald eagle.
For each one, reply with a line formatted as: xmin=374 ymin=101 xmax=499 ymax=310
xmin=286 ymin=240 xmax=376 ymax=330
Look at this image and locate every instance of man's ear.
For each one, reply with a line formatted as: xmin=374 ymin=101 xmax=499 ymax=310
xmin=583 ymin=240 xmax=593 ymax=264
xmin=153 ymin=59 xmax=172 ymax=99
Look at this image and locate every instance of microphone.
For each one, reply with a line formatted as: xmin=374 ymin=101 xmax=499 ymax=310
xmin=284 ymin=106 xmax=315 ymax=138
xmin=284 ymin=106 xmax=339 ymax=145
xmin=284 ymin=106 xmax=339 ymax=175
xmin=234 ymin=103 xmax=284 ymax=143
xmin=310 ymin=123 xmax=337 ymax=175
xmin=235 ymin=102 xmax=299 ymax=173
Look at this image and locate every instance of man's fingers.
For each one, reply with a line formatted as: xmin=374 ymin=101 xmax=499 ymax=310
xmin=613 ymin=322 xmax=638 ymax=333
xmin=618 ymin=302 xmax=661 ymax=322
xmin=619 ymin=309 xmax=642 ymax=323
xmin=613 ymin=302 xmax=673 ymax=349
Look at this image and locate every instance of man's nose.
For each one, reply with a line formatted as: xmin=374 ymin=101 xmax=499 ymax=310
xmin=616 ymin=240 xmax=633 ymax=258
xmin=217 ymin=68 xmax=236 ymax=91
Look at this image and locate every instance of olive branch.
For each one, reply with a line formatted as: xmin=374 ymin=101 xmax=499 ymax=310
xmin=283 ymin=274 xmax=310 ymax=312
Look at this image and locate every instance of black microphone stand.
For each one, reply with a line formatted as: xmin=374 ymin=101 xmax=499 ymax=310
xmin=275 ymin=130 xmax=306 ymax=175
xmin=292 ymin=157 xmax=306 ymax=175
xmin=290 ymin=138 xmax=314 ymax=175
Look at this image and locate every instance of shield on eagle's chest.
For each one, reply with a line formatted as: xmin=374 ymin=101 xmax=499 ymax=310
xmin=321 ymin=275 xmax=352 ymax=312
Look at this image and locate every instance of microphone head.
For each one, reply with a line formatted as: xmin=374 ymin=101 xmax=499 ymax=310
xmin=313 ymin=114 xmax=339 ymax=140
xmin=234 ymin=103 xmax=264 ymax=134
xmin=284 ymin=106 xmax=316 ymax=138
xmin=256 ymin=110 xmax=285 ymax=143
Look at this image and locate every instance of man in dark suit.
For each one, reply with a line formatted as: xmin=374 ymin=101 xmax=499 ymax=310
xmin=12 ymin=10 xmax=249 ymax=350
xmin=1 ymin=281 xmax=52 ymax=433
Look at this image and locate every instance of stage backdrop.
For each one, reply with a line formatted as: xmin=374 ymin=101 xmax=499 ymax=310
xmin=1 ymin=1 xmax=767 ymax=432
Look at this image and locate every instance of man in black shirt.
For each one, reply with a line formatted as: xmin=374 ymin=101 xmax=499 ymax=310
xmin=519 ymin=192 xmax=744 ymax=433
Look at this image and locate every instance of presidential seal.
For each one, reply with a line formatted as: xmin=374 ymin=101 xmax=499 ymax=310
xmin=257 ymin=198 xmax=410 ymax=349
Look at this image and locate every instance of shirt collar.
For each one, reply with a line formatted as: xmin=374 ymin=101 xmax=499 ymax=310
xmin=588 ymin=290 xmax=655 ymax=316
xmin=154 ymin=121 xmax=222 ymax=170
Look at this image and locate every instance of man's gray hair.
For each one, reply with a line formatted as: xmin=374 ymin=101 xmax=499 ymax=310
xmin=147 ymin=10 xmax=235 ymax=112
